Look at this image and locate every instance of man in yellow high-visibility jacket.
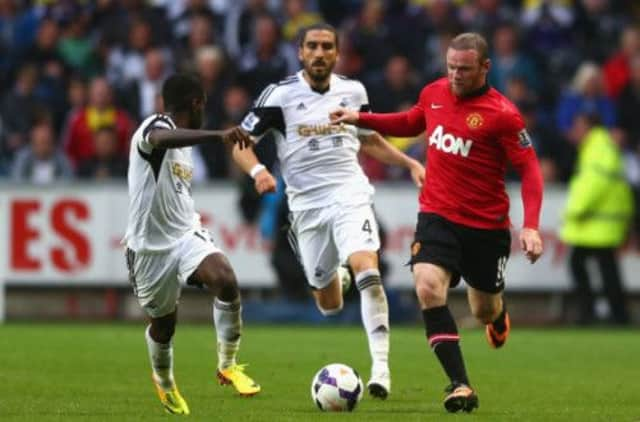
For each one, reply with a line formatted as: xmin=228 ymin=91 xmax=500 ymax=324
xmin=560 ymin=113 xmax=634 ymax=325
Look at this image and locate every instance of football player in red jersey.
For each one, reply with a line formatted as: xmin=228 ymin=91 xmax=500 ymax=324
xmin=331 ymin=32 xmax=544 ymax=413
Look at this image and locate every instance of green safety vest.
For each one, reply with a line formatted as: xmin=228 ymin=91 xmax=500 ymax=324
xmin=559 ymin=127 xmax=634 ymax=247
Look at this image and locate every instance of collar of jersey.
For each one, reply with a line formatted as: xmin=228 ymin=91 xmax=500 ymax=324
xmin=451 ymin=83 xmax=490 ymax=102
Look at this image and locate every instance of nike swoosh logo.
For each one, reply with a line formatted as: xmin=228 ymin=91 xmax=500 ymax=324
xmin=431 ymin=104 xmax=443 ymax=109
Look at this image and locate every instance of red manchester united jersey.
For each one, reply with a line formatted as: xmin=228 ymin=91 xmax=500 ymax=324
xmin=359 ymin=77 xmax=543 ymax=230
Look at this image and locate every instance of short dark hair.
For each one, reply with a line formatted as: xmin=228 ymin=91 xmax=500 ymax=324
xmin=162 ymin=74 xmax=204 ymax=113
xmin=297 ymin=22 xmax=339 ymax=50
xmin=449 ymin=32 xmax=489 ymax=62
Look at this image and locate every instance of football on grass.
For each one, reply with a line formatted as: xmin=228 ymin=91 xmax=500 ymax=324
xmin=310 ymin=363 xmax=363 ymax=412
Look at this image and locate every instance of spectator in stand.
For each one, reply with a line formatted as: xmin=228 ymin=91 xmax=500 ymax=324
xmin=199 ymin=84 xmax=253 ymax=180
xmin=222 ymin=85 xmax=252 ymax=128
xmin=196 ymin=46 xmax=230 ymax=128
xmin=0 ymin=64 xmax=46 ymax=161
xmin=237 ymin=13 xmax=298 ymax=98
xmin=64 ymin=76 xmax=133 ymax=167
xmin=91 ymin=0 xmax=171 ymax=49
xmin=282 ymin=0 xmax=322 ymax=43
xmin=423 ymin=29 xmax=456 ymax=83
xmin=369 ymin=55 xmax=422 ymax=113
xmin=555 ymin=62 xmax=616 ymax=136
xmin=0 ymin=0 xmax=40 ymax=87
xmin=21 ymin=18 xmax=69 ymax=131
xmin=171 ymin=0 xmax=222 ymax=44
xmin=174 ymin=12 xmax=219 ymax=73
xmin=196 ymin=51 xmax=237 ymax=179
xmin=332 ymin=30 xmax=365 ymax=80
xmin=617 ymin=54 xmax=640 ymax=150
xmin=77 ymin=125 xmax=127 ymax=180
xmin=224 ymin=0 xmax=274 ymax=59
xmin=56 ymin=7 xmax=98 ymax=78
xmin=21 ymin=18 xmax=64 ymax=71
xmin=106 ymin=18 xmax=154 ymax=89
xmin=316 ymin=0 xmax=360 ymax=27
xmin=573 ymin=0 xmax=631 ymax=63
xmin=489 ymin=22 xmax=539 ymax=95
xmin=11 ymin=121 xmax=73 ymax=184
xmin=520 ymin=0 xmax=577 ymax=104
xmin=382 ymin=0 xmax=426 ymax=69
xmin=503 ymin=75 xmax=537 ymax=106
xmin=419 ymin=0 xmax=461 ymax=36
xmin=344 ymin=0 xmax=394 ymax=82
xmin=120 ymin=48 xmax=169 ymax=121
xmin=60 ymin=76 xmax=87 ymax=139
xmin=458 ymin=0 xmax=517 ymax=39
xmin=603 ymin=25 xmax=640 ymax=100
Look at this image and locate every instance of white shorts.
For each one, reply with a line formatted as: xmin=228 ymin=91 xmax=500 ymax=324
xmin=289 ymin=203 xmax=380 ymax=289
xmin=126 ymin=228 xmax=222 ymax=318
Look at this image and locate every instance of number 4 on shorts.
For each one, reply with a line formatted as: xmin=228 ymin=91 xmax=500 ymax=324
xmin=362 ymin=219 xmax=372 ymax=234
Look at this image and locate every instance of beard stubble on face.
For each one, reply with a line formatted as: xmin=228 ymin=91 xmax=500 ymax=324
xmin=306 ymin=59 xmax=333 ymax=82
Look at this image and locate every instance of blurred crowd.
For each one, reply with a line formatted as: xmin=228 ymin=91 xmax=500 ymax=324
xmin=1 ymin=0 xmax=640 ymax=188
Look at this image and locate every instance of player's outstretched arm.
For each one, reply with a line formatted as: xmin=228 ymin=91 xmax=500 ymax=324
xmin=231 ymin=141 xmax=277 ymax=194
xmin=359 ymin=132 xmax=425 ymax=188
xmin=148 ymin=127 xmax=253 ymax=149
xmin=330 ymin=105 xmax=425 ymax=137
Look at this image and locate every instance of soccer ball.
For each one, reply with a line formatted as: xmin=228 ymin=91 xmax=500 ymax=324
xmin=337 ymin=265 xmax=352 ymax=293
xmin=310 ymin=363 xmax=363 ymax=412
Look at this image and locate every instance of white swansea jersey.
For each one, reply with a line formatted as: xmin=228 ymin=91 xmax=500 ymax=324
xmin=124 ymin=113 xmax=200 ymax=252
xmin=241 ymin=71 xmax=375 ymax=211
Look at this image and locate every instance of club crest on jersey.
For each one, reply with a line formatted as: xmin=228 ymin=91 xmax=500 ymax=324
xmin=466 ymin=113 xmax=484 ymax=129
xmin=339 ymin=97 xmax=349 ymax=107
xmin=518 ymin=129 xmax=532 ymax=148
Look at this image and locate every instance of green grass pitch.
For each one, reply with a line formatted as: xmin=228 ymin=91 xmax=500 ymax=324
xmin=0 ymin=323 xmax=638 ymax=421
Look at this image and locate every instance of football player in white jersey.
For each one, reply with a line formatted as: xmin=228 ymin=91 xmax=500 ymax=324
xmin=123 ymin=74 xmax=261 ymax=415
xmin=232 ymin=23 xmax=425 ymax=399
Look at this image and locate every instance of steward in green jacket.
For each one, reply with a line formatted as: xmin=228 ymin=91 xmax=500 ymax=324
xmin=560 ymin=123 xmax=633 ymax=247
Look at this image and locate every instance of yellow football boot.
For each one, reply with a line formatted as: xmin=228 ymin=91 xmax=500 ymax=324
xmin=217 ymin=364 xmax=261 ymax=396
xmin=153 ymin=376 xmax=190 ymax=415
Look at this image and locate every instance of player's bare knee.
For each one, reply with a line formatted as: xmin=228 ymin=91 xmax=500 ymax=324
xmin=216 ymin=264 xmax=237 ymax=288
xmin=349 ymin=252 xmax=378 ymax=275
xmin=415 ymin=277 xmax=446 ymax=305
xmin=317 ymin=295 xmax=343 ymax=315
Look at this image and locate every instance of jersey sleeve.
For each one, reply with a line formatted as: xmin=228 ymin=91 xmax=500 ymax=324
xmin=498 ymin=109 xmax=544 ymax=229
xmin=139 ymin=114 xmax=175 ymax=154
xmin=241 ymin=84 xmax=285 ymax=142
xmin=354 ymin=81 xmax=375 ymax=137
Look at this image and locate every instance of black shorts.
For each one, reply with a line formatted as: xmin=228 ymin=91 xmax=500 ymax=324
xmin=409 ymin=212 xmax=511 ymax=293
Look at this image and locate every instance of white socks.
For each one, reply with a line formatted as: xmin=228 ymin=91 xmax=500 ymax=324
xmin=356 ymin=269 xmax=390 ymax=368
xmin=145 ymin=325 xmax=174 ymax=390
xmin=213 ymin=298 xmax=242 ymax=370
